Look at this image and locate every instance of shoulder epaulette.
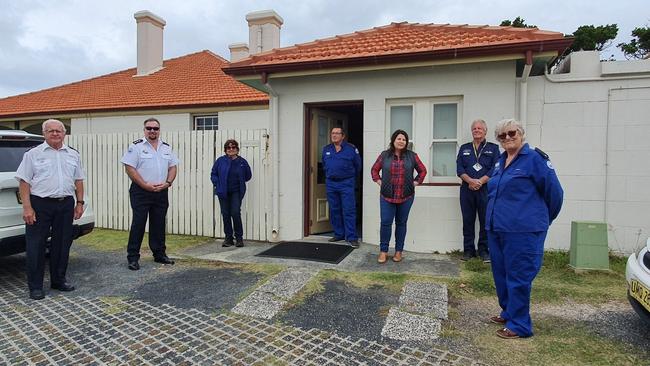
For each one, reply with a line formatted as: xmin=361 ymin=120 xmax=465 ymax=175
xmin=534 ymin=147 xmax=549 ymax=160
xmin=347 ymin=143 xmax=357 ymax=149
xmin=132 ymin=138 xmax=144 ymax=144
xmin=26 ymin=145 xmax=38 ymax=152
xmin=162 ymin=141 xmax=170 ymax=146
xmin=67 ymin=145 xmax=79 ymax=153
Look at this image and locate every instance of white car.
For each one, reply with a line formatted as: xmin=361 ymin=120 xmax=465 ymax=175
xmin=626 ymin=238 xmax=650 ymax=325
xmin=0 ymin=130 xmax=95 ymax=256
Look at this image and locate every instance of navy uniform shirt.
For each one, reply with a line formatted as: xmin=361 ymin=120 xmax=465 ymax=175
xmin=486 ymin=143 xmax=564 ymax=232
xmin=456 ymin=140 xmax=500 ymax=183
xmin=15 ymin=142 xmax=85 ymax=198
xmin=322 ymin=141 xmax=361 ymax=180
xmin=121 ymin=137 xmax=179 ymax=184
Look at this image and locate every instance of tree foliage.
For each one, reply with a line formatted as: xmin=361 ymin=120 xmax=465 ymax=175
xmin=500 ymin=17 xmax=536 ymax=28
xmin=568 ymin=24 xmax=618 ymax=52
xmin=618 ymin=27 xmax=650 ymax=59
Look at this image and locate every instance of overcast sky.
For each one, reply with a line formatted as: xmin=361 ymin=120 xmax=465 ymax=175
xmin=1 ymin=0 xmax=646 ymax=98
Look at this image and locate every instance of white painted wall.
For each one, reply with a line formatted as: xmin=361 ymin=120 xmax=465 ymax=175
xmin=269 ymin=61 xmax=516 ymax=253
xmin=220 ymin=109 xmax=269 ymax=130
xmin=526 ymin=52 xmax=650 ymax=254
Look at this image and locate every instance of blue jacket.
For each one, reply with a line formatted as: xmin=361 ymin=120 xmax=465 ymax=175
xmin=211 ymin=155 xmax=252 ymax=200
xmin=456 ymin=140 xmax=500 ymax=184
xmin=322 ymin=141 xmax=361 ymax=180
xmin=486 ymin=143 xmax=563 ymax=232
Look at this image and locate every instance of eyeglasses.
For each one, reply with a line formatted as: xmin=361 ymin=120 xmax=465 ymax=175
xmin=330 ymin=132 xmax=342 ymax=135
xmin=45 ymin=129 xmax=64 ymax=134
xmin=145 ymin=126 xmax=160 ymax=131
xmin=226 ymin=146 xmax=238 ymax=150
xmin=497 ymin=130 xmax=518 ymax=140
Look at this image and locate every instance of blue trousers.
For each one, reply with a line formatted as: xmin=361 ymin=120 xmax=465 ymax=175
xmin=326 ymin=178 xmax=358 ymax=241
xmin=25 ymin=195 xmax=74 ymax=290
xmin=487 ymin=230 xmax=546 ymax=337
xmin=379 ymin=196 xmax=414 ymax=252
xmin=460 ymin=185 xmax=488 ymax=255
xmin=218 ymin=191 xmax=243 ymax=240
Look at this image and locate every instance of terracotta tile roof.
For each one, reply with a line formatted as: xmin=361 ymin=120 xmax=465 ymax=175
xmin=0 ymin=50 xmax=269 ymax=119
xmin=225 ymin=22 xmax=572 ymax=75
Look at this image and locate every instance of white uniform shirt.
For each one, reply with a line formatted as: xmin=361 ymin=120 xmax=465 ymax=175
xmin=15 ymin=142 xmax=85 ymax=198
xmin=120 ymin=137 xmax=179 ymax=184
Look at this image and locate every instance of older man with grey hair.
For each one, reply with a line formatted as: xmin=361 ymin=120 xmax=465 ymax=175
xmin=456 ymin=119 xmax=500 ymax=262
xmin=15 ymin=119 xmax=86 ymax=300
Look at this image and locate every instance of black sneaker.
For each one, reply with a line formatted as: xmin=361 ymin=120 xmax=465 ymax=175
xmin=235 ymin=239 xmax=244 ymax=247
xmin=328 ymin=237 xmax=344 ymax=242
xmin=222 ymin=238 xmax=234 ymax=247
xmin=461 ymin=252 xmax=476 ymax=261
xmin=480 ymin=252 xmax=491 ymax=263
xmin=348 ymin=240 xmax=360 ymax=249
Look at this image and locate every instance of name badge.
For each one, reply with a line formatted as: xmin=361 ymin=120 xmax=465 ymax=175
xmin=473 ymin=163 xmax=483 ymax=171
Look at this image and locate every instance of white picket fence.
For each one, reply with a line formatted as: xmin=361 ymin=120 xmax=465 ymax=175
xmin=67 ymin=130 xmax=269 ymax=241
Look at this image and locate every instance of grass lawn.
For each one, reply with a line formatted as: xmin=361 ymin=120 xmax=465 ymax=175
xmin=75 ymin=228 xmax=213 ymax=253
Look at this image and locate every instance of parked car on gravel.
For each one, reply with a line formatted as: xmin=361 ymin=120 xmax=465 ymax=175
xmin=0 ymin=130 xmax=95 ymax=256
xmin=626 ymin=237 xmax=650 ymax=325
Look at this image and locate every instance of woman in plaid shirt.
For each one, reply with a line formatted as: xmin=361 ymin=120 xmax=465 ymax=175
xmin=371 ymin=130 xmax=427 ymax=264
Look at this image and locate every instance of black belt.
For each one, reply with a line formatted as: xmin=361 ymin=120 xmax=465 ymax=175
xmin=327 ymin=176 xmax=354 ymax=182
xmin=32 ymin=195 xmax=72 ymax=202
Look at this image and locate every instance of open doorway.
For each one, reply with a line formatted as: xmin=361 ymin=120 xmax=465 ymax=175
xmin=304 ymin=101 xmax=364 ymax=238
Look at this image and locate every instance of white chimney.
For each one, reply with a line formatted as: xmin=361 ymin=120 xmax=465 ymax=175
xmin=134 ymin=10 xmax=166 ymax=76
xmin=229 ymin=43 xmax=250 ymax=62
xmin=246 ymin=10 xmax=283 ymax=55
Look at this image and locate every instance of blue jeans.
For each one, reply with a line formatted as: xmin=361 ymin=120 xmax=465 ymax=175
xmin=379 ymin=196 xmax=414 ymax=252
xmin=218 ymin=191 xmax=243 ymax=240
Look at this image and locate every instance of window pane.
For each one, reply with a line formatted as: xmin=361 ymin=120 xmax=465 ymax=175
xmin=433 ymin=104 xmax=457 ymax=139
xmin=390 ymin=106 xmax=412 ymax=138
xmin=194 ymin=115 xmax=218 ymax=130
xmin=431 ymin=142 xmax=457 ymax=176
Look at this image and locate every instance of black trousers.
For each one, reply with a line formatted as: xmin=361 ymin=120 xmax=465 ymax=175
xmin=459 ymin=184 xmax=489 ymax=255
xmin=25 ymin=195 xmax=74 ymax=290
xmin=127 ymin=184 xmax=169 ymax=262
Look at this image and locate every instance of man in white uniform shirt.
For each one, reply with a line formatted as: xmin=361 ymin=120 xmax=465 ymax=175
xmin=121 ymin=118 xmax=178 ymax=270
xmin=15 ymin=119 xmax=85 ymax=300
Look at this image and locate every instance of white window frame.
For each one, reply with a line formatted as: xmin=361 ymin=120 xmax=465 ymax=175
xmin=429 ymin=100 xmax=461 ymax=183
xmin=193 ymin=114 xmax=219 ymax=130
xmin=385 ymin=101 xmax=416 ymax=150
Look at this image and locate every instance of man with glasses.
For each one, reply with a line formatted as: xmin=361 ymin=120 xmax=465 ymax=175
xmin=322 ymin=127 xmax=362 ymax=248
xmin=16 ymin=119 xmax=86 ymax=300
xmin=456 ymin=119 xmax=500 ymax=262
xmin=121 ymin=118 xmax=179 ymax=270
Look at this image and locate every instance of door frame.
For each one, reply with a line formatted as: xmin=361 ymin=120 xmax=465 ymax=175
xmin=303 ymin=100 xmax=364 ymax=237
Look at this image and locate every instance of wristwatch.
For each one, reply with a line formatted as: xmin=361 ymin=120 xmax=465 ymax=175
xmin=76 ymin=200 xmax=85 ymax=205
xmin=166 ymin=180 xmax=173 ymax=186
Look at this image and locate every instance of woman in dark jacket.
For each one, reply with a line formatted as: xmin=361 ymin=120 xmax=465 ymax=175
xmin=371 ymin=130 xmax=427 ymax=263
xmin=210 ymin=139 xmax=252 ymax=247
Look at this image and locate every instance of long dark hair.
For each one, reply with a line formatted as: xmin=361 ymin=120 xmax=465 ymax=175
xmin=389 ymin=129 xmax=409 ymax=153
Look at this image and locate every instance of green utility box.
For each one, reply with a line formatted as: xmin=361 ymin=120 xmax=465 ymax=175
xmin=569 ymin=221 xmax=609 ymax=270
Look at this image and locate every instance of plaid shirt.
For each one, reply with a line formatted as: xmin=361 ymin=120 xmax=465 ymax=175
xmin=371 ymin=151 xmax=427 ymax=203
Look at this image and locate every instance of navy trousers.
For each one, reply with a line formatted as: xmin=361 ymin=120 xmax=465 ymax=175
xmin=326 ymin=177 xmax=358 ymax=241
xmin=460 ymin=185 xmax=488 ymax=256
xmin=488 ymin=230 xmax=546 ymax=337
xmin=218 ymin=191 xmax=243 ymax=240
xmin=127 ymin=184 xmax=169 ymax=262
xmin=25 ymin=195 xmax=74 ymax=290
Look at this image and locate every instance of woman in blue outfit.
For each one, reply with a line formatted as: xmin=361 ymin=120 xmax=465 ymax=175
xmin=210 ymin=139 xmax=252 ymax=247
xmin=485 ymin=119 xmax=563 ymax=339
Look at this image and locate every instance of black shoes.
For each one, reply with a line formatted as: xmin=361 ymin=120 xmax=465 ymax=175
xmin=348 ymin=240 xmax=360 ymax=249
xmin=328 ymin=237 xmax=344 ymax=242
xmin=480 ymin=252 xmax=491 ymax=263
xmin=235 ymin=239 xmax=245 ymax=247
xmin=154 ymin=256 xmax=175 ymax=265
xmin=29 ymin=289 xmax=45 ymax=300
xmin=51 ymin=282 xmax=75 ymax=292
xmin=222 ymin=238 xmax=234 ymax=247
xmin=128 ymin=261 xmax=140 ymax=270
xmin=461 ymin=252 xmax=476 ymax=261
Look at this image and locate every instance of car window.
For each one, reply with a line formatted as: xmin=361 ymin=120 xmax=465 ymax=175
xmin=0 ymin=140 xmax=43 ymax=172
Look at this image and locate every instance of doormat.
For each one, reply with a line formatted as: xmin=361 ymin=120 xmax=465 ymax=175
xmin=256 ymin=242 xmax=353 ymax=264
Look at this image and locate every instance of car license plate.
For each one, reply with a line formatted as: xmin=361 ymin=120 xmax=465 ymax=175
xmin=630 ymin=279 xmax=650 ymax=313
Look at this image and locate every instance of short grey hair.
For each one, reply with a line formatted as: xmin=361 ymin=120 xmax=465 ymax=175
xmin=471 ymin=119 xmax=487 ymax=131
xmin=42 ymin=119 xmax=66 ymax=133
xmin=494 ymin=118 xmax=526 ymax=142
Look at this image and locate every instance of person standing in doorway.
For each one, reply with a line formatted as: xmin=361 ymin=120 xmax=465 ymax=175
xmin=211 ymin=139 xmax=252 ymax=248
xmin=456 ymin=119 xmax=500 ymax=262
xmin=322 ymin=127 xmax=362 ymax=248
xmin=16 ymin=119 xmax=86 ymax=300
xmin=121 ymin=118 xmax=179 ymax=270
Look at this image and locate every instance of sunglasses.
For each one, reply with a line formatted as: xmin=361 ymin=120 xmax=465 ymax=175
xmin=226 ymin=146 xmax=238 ymax=150
xmin=497 ymin=130 xmax=518 ymax=140
xmin=145 ymin=126 xmax=160 ymax=131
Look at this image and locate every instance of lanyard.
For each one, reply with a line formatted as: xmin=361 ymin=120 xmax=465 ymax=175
xmin=473 ymin=140 xmax=485 ymax=161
